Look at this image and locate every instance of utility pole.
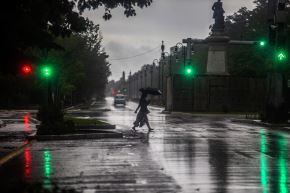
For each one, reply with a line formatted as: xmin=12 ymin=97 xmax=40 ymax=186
xmin=265 ymin=0 xmax=289 ymax=123
xmin=160 ymin=41 xmax=165 ymax=91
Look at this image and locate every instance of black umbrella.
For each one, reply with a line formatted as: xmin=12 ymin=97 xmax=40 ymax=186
xmin=139 ymin=88 xmax=162 ymax=95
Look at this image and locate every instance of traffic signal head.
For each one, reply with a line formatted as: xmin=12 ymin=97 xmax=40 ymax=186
xmin=40 ymin=66 xmax=53 ymax=78
xmin=259 ymin=41 xmax=266 ymax=47
xmin=276 ymin=50 xmax=287 ymax=62
xmin=21 ymin=64 xmax=33 ymax=75
xmin=185 ymin=66 xmax=195 ymax=77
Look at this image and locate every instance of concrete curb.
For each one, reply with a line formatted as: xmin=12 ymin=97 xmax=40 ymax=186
xmin=172 ymin=111 xmax=246 ymax=118
xmin=161 ymin=110 xmax=171 ymax=114
xmin=34 ymin=130 xmax=123 ymax=141
xmin=231 ymin=118 xmax=290 ymax=128
xmin=75 ymin=124 xmax=116 ymax=130
xmin=64 ymin=103 xmax=83 ymax=111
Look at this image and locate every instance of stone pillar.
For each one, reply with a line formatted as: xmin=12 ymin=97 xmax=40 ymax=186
xmin=206 ymin=35 xmax=230 ymax=75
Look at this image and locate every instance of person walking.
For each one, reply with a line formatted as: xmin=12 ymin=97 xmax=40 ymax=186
xmin=132 ymin=89 xmax=154 ymax=132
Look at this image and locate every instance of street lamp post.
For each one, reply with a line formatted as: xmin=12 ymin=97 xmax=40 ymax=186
xmin=163 ymin=50 xmax=174 ymax=112
xmin=40 ymin=65 xmax=54 ymax=105
xmin=153 ymin=59 xmax=159 ymax=88
xmin=161 ymin=52 xmax=170 ymax=89
xmin=175 ymin=42 xmax=186 ymax=69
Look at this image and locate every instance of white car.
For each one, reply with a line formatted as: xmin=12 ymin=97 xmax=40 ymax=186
xmin=114 ymin=94 xmax=126 ymax=106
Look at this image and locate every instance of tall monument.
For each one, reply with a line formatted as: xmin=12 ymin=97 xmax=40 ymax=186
xmin=206 ymin=0 xmax=230 ymax=75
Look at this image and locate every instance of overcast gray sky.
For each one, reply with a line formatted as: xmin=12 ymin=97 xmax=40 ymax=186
xmin=84 ymin=0 xmax=255 ymax=80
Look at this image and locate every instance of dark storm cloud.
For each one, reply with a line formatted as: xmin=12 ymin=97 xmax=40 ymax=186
xmin=84 ymin=0 xmax=255 ymax=80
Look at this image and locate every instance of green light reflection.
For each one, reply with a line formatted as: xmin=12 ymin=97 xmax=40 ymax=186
xmin=260 ymin=130 xmax=268 ymax=193
xmin=43 ymin=150 xmax=52 ymax=189
xmin=278 ymin=135 xmax=288 ymax=193
xmin=260 ymin=130 xmax=289 ymax=193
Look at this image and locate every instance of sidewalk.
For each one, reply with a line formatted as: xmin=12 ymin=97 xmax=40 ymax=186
xmin=167 ymin=110 xmax=290 ymax=132
xmin=231 ymin=118 xmax=290 ymax=130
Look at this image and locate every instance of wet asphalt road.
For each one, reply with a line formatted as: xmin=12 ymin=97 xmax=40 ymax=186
xmin=0 ymin=110 xmax=37 ymax=158
xmin=1 ymin=98 xmax=290 ymax=193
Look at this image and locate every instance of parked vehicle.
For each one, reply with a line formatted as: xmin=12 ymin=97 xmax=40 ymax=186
xmin=114 ymin=94 xmax=126 ymax=106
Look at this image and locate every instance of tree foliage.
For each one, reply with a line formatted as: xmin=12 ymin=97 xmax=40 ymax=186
xmin=0 ymin=20 xmax=110 ymax=108
xmin=32 ymin=21 xmax=110 ymax=103
xmin=225 ymin=0 xmax=270 ymax=76
xmin=0 ymin=0 xmax=152 ymax=107
xmin=1 ymin=0 xmax=152 ymax=74
xmin=225 ymin=0 xmax=290 ymax=76
xmin=77 ymin=0 xmax=153 ymax=19
xmin=226 ymin=1 xmax=269 ymax=39
xmin=1 ymin=0 xmax=152 ymax=52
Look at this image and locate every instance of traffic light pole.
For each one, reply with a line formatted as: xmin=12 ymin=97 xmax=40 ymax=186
xmin=264 ymin=0 xmax=289 ymax=123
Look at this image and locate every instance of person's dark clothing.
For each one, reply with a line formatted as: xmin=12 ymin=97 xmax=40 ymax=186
xmin=133 ymin=111 xmax=148 ymax=128
xmin=133 ymin=97 xmax=151 ymax=128
xmin=139 ymin=97 xmax=150 ymax=113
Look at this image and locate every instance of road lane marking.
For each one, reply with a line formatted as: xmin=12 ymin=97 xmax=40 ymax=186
xmin=0 ymin=140 xmax=34 ymax=167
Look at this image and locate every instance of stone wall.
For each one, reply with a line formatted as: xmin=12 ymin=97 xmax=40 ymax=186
xmin=172 ymin=75 xmax=267 ymax=112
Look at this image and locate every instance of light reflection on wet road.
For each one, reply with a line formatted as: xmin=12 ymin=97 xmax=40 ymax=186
xmin=24 ymin=146 xmax=31 ymax=179
xmin=100 ymin=98 xmax=290 ymax=193
xmin=0 ymin=99 xmax=290 ymax=192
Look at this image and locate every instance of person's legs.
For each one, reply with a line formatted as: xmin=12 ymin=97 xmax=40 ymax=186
xmin=144 ymin=114 xmax=153 ymax=131
xmin=132 ymin=120 xmax=138 ymax=131
xmin=132 ymin=113 xmax=141 ymax=131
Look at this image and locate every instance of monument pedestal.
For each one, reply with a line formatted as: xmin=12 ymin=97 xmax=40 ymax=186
xmin=206 ymin=34 xmax=230 ymax=75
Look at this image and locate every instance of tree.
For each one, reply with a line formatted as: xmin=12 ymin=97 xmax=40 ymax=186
xmin=225 ymin=0 xmax=290 ymax=122
xmin=0 ymin=0 xmax=153 ymax=74
xmin=225 ymin=0 xmax=270 ymax=76
xmin=77 ymin=0 xmax=153 ymax=19
xmin=34 ymin=21 xmax=111 ymax=134
xmin=26 ymin=20 xmax=110 ymax=104
xmin=1 ymin=0 xmax=152 ymax=49
xmin=0 ymin=0 xmax=151 ymax=133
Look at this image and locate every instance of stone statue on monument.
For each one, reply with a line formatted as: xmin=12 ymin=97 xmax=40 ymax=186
xmin=212 ymin=0 xmax=225 ymax=33
xmin=206 ymin=0 xmax=229 ymax=75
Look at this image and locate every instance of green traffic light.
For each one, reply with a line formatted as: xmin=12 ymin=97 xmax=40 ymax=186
xmin=185 ymin=66 xmax=195 ymax=77
xmin=277 ymin=51 xmax=287 ymax=62
xmin=259 ymin=41 xmax=266 ymax=47
xmin=41 ymin=66 xmax=53 ymax=78
xmin=275 ymin=50 xmax=288 ymax=62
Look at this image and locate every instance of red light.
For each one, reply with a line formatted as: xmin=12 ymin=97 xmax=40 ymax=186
xmin=24 ymin=147 xmax=31 ymax=178
xmin=21 ymin=64 xmax=32 ymax=75
xmin=24 ymin=113 xmax=31 ymax=133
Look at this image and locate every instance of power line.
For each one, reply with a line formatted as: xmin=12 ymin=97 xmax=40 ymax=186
xmin=109 ymin=45 xmax=160 ymax=61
